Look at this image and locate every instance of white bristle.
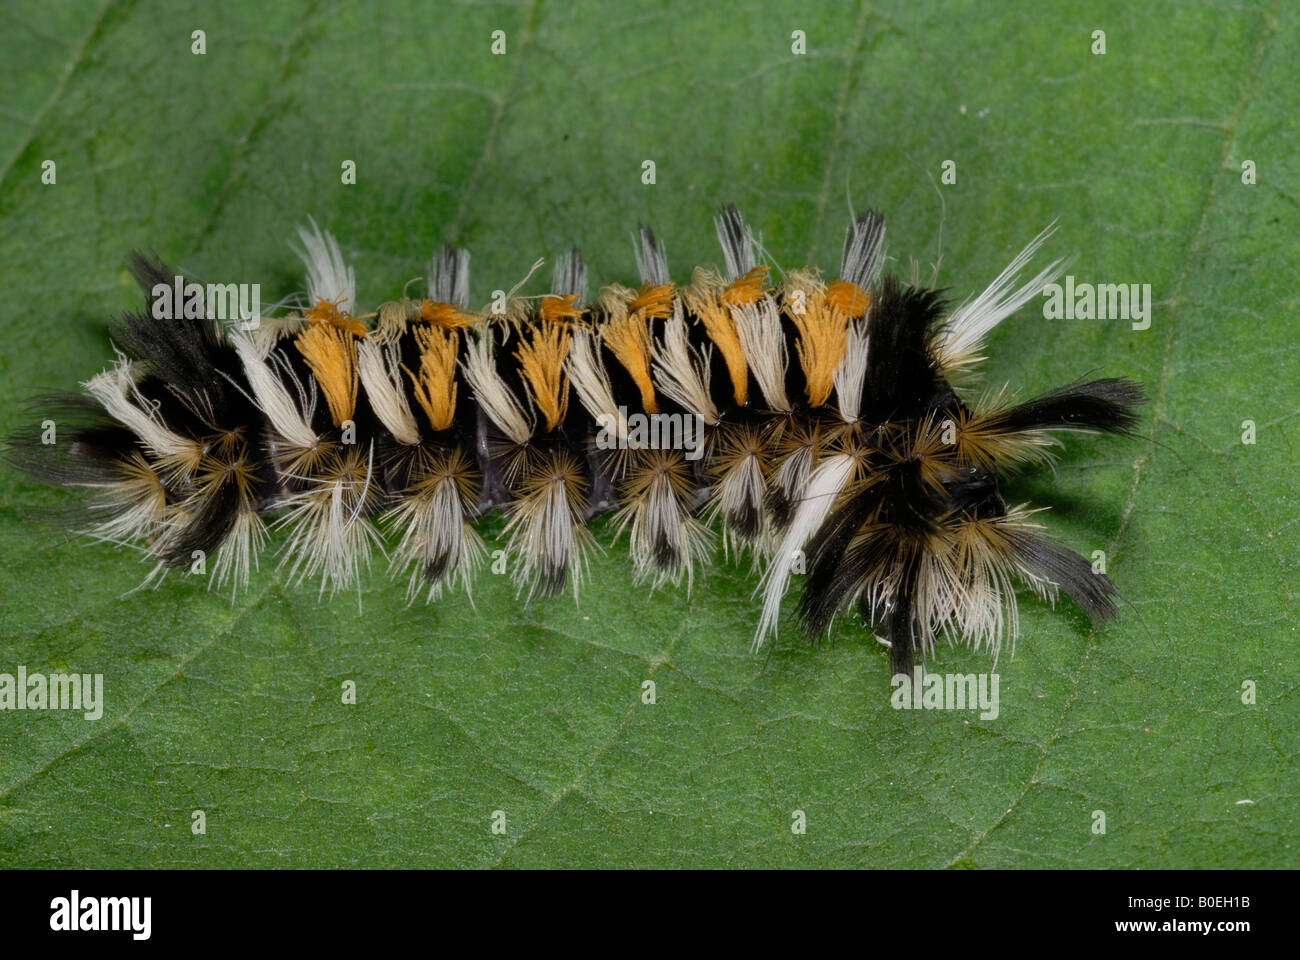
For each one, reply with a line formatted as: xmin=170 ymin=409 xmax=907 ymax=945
xmin=732 ymin=297 xmax=791 ymax=412
xmin=937 ymin=223 xmax=1067 ymax=372
xmin=460 ymin=330 xmax=534 ymax=446
xmin=231 ymin=332 xmax=320 ymax=450
xmin=82 ymin=354 xmax=198 ymax=463
xmin=753 ymin=453 xmax=856 ymax=649
xmin=357 ymin=339 xmax=421 ymax=445
xmin=833 ymin=316 xmax=870 ymax=423
xmin=293 ymin=217 xmax=356 ymax=314
xmin=652 ymin=310 xmax=718 ymax=423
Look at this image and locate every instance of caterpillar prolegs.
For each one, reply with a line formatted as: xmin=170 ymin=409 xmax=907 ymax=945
xmin=6 ymin=206 xmax=1144 ymax=675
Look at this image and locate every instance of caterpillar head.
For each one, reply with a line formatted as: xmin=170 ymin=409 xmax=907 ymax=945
xmin=797 ymin=274 xmax=1145 ymax=674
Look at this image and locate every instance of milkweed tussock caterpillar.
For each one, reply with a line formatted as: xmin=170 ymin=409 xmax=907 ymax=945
xmin=5 ymin=207 xmax=1145 ymax=674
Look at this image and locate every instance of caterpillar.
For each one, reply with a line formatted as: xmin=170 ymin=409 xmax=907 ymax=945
xmin=5 ymin=206 xmax=1144 ymax=675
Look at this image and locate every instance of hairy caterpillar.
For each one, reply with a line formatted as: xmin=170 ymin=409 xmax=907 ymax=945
xmin=5 ymin=206 xmax=1144 ymax=674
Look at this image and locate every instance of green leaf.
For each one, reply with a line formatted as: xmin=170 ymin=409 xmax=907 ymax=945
xmin=0 ymin=0 xmax=1295 ymax=868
